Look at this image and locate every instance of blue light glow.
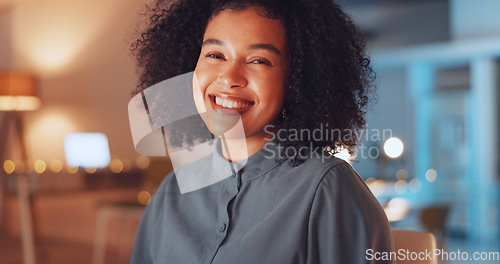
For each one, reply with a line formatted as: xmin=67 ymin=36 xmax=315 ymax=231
xmin=64 ymin=133 xmax=111 ymax=168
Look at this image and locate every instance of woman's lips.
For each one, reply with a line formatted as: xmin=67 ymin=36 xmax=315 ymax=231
xmin=208 ymin=94 xmax=254 ymax=115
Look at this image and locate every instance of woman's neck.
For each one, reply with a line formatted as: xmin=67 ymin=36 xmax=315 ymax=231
xmin=220 ymin=132 xmax=275 ymax=162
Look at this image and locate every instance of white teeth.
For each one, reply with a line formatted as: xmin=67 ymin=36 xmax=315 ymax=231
xmin=213 ymin=96 xmax=251 ymax=109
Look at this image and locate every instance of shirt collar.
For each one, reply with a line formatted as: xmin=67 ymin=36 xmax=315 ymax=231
xmin=211 ymin=137 xmax=285 ymax=182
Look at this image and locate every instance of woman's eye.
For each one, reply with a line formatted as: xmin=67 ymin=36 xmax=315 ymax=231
xmin=250 ymin=59 xmax=272 ymax=66
xmin=205 ymin=53 xmax=225 ymax=60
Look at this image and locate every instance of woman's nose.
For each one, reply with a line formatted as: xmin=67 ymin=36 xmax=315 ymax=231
xmin=217 ymin=63 xmax=248 ymax=88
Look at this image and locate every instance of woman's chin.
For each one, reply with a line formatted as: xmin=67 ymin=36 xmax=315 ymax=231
xmin=199 ymin=110 xmax=246 ymax=140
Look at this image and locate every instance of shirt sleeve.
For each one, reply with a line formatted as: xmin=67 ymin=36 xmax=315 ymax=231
xmin=306 ymin=162 xmax=395 ymax=264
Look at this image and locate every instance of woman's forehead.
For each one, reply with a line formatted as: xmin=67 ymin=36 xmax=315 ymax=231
xmin=203 ymin=7 xmax=286 ymax=49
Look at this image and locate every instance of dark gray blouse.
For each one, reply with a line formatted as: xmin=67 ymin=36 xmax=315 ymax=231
xmin=130 ymin=140 xmax=395 ymax=263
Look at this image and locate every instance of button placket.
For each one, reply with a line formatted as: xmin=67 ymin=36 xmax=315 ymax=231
xmin=216 ymin=179 xmax=238 ymax=236
xmin=209 ymin=180 xmax=239 ymax=263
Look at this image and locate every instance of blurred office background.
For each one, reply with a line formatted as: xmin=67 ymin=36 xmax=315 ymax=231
xmin=0 ymin=0 xmax=499 ymax=263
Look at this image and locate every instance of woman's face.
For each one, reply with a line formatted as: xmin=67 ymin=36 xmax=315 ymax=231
xmin=193 ymin=6 xmax=287 ymax=141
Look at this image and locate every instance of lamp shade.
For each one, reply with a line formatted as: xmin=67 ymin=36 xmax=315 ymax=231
xmin=0 ymin=72 xmax=41 ymax=111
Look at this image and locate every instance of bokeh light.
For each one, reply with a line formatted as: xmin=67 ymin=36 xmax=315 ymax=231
xmin=34 ymin=160 xmax=47 ymax=174
xmin=384 ymin=197 xmax=410 ymax=222
xmin=4 ymin=160 xmax=15 ymax=174
xmin=365 ymin=177 xmax=376 ymax=185
xmin=109 ymin=159 xmax=124 ymax=173
xmin=27 ymin=110 xmax=79 ymax=163
xmin=409 ymin=178 xmax=422 ymax=193
xmin=85 ymin=167 xmax=97 ymax=174
xmin=425 ymin=169 xmax=438 ymax=182
xmin=396 ymin=169 xmax=408 ymax=180
xmin=136 ymin=155 xmax=150 ymax=169
xmin=367 ymin=179 xmax=386 ymax=197
xmin=383 ymin=137 xmax=404 ymax=158
xmin=137 ymin=191 xmax=152 ymax=205
xmin=50 ymin=159 xmax=63 ymax=173
xmin=13 ymin=0 xmax=120 ymax=73
xmin=394 ymin=180 xmax=408 ymax=195
xmin=67 ymin=165 xmax=79 ymax=174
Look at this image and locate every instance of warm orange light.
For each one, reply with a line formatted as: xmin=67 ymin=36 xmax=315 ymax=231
xmin=13 ymin=0 xmax=121 ymax=73
xmin=50 ymin=159 xmax=63 ymax=173
xmin=0 ymin=73 xmax=40 ymax=111
xmin=67 ymin=165 xmax=79 ymax=174
xmin=34 ymin=160 xmax=46 ymax=174
xmin=137 ymin=191 xmax=152 ymax=205
xmin=27 ymin=109 xmax=79 ymax=161
xmin=85 ymin=167 xmax=97 ymax=174
xmin=4 ymin=160 xmax=15 ymax=174
xmin=136 ymin=155 xmax=150 ymax=169
xmin=109 ymin=159 xmax=123 ymax=173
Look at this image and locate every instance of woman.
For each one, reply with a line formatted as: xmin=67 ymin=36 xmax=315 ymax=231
xmin=130 ymin=0 xmax=395 ymax=263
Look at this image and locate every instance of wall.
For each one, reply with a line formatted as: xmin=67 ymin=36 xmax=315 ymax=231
xmin=2 ymin=0 xmax=149 ymax=164
xmin=343 ymin=0 xmax=449 ymax=49
xmin=451 ymin=0 xmax=500 ymax=40
xmin=0 ymin=6 xmax=12 ymax=68
xmin=353 ymin=69 xmax=413 ymax=182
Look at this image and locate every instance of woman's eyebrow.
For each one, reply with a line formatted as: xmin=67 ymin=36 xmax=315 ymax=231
xmin=202 ymin=39 xmax=281 ymax=56
xmin=202 ymin=38 xmax=224 ymax=47
xmin=248 ymin=43 xmax=281 ymax=56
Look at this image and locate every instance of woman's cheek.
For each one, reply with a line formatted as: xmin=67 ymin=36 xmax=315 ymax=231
xmin=195 ymin=64 xmax=218 ymax=88
xmin=192 ymin=72 xmax=208 ymax=115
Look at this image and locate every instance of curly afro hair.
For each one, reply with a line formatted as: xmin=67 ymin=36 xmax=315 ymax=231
xmin=131 ymin=0 xmax=375 ymax=162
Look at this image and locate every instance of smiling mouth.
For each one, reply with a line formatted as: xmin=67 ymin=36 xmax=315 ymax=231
xmin=208 ymin=94 xmax=254 ymax=114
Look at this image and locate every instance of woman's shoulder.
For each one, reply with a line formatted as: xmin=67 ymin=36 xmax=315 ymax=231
xmin=295 ymin=154 xmax=364 ymax=187
xmin=315 ymin=157 xmax=367 ymax=190
xmin=304 ymin=156 xmax=395 ymax=262
xmin=298 ymin=154 xmax=385 ymax=217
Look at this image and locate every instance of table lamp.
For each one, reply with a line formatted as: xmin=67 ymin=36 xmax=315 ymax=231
xmin=0 ymin=72 xmax=41 ymax=111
